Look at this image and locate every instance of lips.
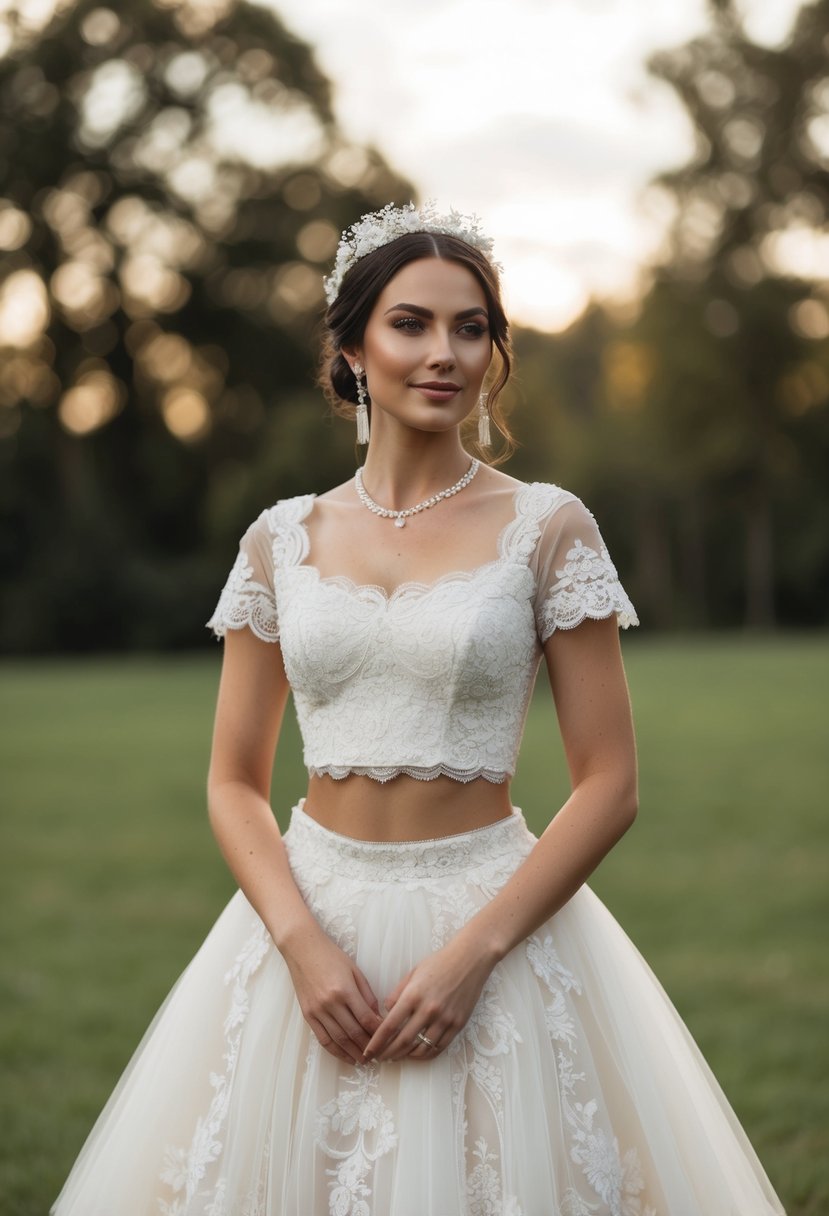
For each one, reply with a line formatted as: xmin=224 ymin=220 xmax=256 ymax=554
xmin=411 ymin=379 xmax=462 ymax=401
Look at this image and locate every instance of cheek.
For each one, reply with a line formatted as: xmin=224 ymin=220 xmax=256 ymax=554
xmin=364 ymin=340 xmax=415 ymax=391
xmin=366 ymin=334 xmax=414 ymax=382
xmin=466 ymin=343 xmax=493 ymax=379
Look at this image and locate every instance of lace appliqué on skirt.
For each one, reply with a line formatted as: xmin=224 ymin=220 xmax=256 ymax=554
xmin=158 ymin=920 xmax=270 ymax=1215
xmin=314 ymin=1066 xmax=398 ymax=1216
xmin=288 ymin=809 xmax=655 ymax=1216
xmin=527 ymin=934 xmax=655 ymax=1216
xmin=52 ymin=800 xmax=785 ymax=1216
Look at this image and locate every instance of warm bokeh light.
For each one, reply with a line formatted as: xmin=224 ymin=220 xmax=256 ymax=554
xmin=777 ymin=361 xmax=829 ymax=414
xmin=296 ymin=219 xmax=339 ymax=263
xmin=0 ymin=202 xmax=32 ymax=250
xmin=79 ymin=6 xmax=121 ymax=47
xmin=205 ymin=84 xmax=325 ymax=170
xmin=268 ymin=262 xmax=323 ymax=323
xmin=119 ymin=254 xmax=191 ymax=315
xmin=58 ymin=366 xmax=124 ymax=434
xmin=140 ymin=332 xmax=193 ymax=382
xmin=50 ymin=260 xmax=119 ymax=329
xmin=761 ymin=224 xmax=829 ymax=281
xmin=78 ymin=58 xmax=146 ymax=148
xmin=161 ymin=385 xmax=210 ymax=440
xmin=0 ymin=270 xmax=50 ymax=347
xmin=790 ymin=298 xmax=829 ymax=340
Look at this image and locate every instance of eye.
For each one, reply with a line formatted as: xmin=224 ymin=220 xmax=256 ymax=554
xmin=392 ymin=316 xmax=424 ymax=333
xmin=459 ymin=321 xmax=488 ymax=338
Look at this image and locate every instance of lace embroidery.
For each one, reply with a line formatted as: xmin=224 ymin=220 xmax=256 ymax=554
xmin=526 ymin=934 xmax=655 ymax=1216
xmin=314 ymin=1066 xmax=398 ymax=1216
xmin=284 ymin=804 xmax=530 ymax=886
xmin=267 ymin=492 xmax=314 ymax=568
xmin=158 ymin=918 xmax=270 ymax=1215
xmin=289 ymin=808 xmax=657 ymax=1216
xmin=467 ymin=1137 xmax=524 ymax=1215
xmin=206 ymin=549 xmax=279 ymax=642
xmin=157 ymin=811 xmax=659 ymax=1215
xmin=538 ymin=538 xmax=639 ymax=639
xmin=274 ymin=486 xmax=553 ymax=785
xmin=290 ymin=812 xmax=536 ymax=1215
xmin=309 ymin=762 xmax=508 ymax=784
xmin=206 ymin=483 xmax=638 ymax=784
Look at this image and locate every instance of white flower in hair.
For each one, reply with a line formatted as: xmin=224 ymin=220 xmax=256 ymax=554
xmin=323 ymin=201 xmax=499 ymax=305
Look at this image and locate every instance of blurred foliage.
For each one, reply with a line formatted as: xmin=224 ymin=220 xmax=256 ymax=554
xmin=509 ymin=0 xmax=829 ymax=629
xmin=0 ymin=0 xmax=412 ymax=650
xmin=0 ymin=0 xmax=828 ymax=649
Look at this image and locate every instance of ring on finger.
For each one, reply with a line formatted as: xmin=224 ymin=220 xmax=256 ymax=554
xmin=416 ymin=1030 xmax=437 ymax=1049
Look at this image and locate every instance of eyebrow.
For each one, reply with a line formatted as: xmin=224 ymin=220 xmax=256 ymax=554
xmin=384 ymin=303 xmax=489 ymax=320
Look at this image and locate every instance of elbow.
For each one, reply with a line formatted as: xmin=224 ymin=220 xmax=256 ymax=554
xmin=206 ymin=767 xmax=221 ymax=820
xmin=205 ymin=771 xmax=240 ymax=834
xmin=619 ymin=778 xmax=639 ymax=833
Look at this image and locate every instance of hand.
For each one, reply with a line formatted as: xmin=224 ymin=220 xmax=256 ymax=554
xmin=281 ymin=927 xmax=383 ymax=1064
xmin=363 ymin=936 xmax=495 ymax=1063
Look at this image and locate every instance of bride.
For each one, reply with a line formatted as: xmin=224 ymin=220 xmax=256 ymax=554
xmin=52 ymin=203 xmax=785 ymax=1215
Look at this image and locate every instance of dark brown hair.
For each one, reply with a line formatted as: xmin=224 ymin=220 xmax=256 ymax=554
xmin=318 ymin=231 xmax=515 ymax=463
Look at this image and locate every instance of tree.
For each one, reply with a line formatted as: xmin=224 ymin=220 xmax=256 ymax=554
xmin=637 ymin=0 xmax=829 ymax=626
xmin=0 ymin=0 xmax=413 ymax=650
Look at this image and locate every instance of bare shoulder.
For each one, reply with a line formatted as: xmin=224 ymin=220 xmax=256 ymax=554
xmin=474 ymin=463 xmax=524 ymax=492
xmin=310 ymin=477 xmax=362 ymax=531
xmin=316 ymin=476 xmax=357 ymax=505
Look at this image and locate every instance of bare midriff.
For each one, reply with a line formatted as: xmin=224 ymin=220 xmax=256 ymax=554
xmin=302 ymin=772 xmax=515 ymax=842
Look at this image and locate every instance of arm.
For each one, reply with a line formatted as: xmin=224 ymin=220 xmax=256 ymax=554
xmin=208 ymin=626 xmax=382 ymax=1061
xmin=364 ymin=615 xmax=637 ymax=1062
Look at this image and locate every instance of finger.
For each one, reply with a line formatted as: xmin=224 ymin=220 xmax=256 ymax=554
xmin=363 ymin=1005 xmax=413 ymax=1060
xmin=381 ymin=1024 xmax=425 ymax=1062
xmin=402 ymin=1034 xmax=437 ymax=1060
xmin=351 ymin=969 xmax=384 ymax=1032
xmin=334 ymin=1006 xmax=376 ymax=1054
xmin=317 ymin=1012 xmax=369 ymax=1064
xmin=383 ymin=969 xmax=413 ymax=1012
xmin=376 ymin=1011 xmax=440 ymax=1062
xmin=307 ymin=1016 xmax=351 ymax=1063
xmin=383 ymin=1011 xmax=448 ymax=1061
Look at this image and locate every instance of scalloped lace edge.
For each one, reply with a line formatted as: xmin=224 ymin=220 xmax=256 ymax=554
xmin=308 ymin=763 xmax=510 ymax=784
xmin=207 ymin=612 xmax=280 ymax=643
xmin=538 ymin=602 xmax=640 ymax=644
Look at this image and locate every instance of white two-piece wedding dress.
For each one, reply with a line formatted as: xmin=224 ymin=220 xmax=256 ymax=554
xmin=52 ymin=482 xmax=786 ymax=1216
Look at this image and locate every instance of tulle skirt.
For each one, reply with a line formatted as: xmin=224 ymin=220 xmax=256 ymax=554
xmin=52 ymin=801 xmax=785 ymax=1216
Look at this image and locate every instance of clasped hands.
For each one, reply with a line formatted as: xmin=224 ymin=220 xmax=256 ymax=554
xmin=283 ymin=926 xmax=494 ymax=1066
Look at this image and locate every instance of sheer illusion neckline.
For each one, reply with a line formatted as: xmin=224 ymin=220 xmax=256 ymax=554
xmin=289 ymin=483 xmax=537 ymax=604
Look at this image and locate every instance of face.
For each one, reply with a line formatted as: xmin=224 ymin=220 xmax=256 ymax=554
xmin=346 ymin=257 xmax=492 ymax=436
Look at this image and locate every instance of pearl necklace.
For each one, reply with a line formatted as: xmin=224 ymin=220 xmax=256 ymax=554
xmin=355 ymin=459 xmax=480 ymax=528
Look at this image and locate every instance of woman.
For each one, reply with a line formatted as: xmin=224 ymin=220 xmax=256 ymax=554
xmin=53 ymin=203 xmax=785 ymax=1215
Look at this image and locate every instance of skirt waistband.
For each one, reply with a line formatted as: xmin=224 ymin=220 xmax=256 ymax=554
xmin=283 ymin=799 xmax=535 ymax=882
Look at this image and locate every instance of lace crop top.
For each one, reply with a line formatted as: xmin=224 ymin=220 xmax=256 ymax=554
xmin=207 ymin=482 xmax=638 ymax=784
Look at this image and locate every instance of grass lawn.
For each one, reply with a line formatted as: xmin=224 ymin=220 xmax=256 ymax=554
xmin=1 ymin=635 xmax=827 ymax=1214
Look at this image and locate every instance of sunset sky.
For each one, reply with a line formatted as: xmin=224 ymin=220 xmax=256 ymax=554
xmin=266 ymin=0 xmax=805 ymax=330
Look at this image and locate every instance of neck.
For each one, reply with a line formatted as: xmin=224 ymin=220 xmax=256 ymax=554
xmin=359 ymin=426 xmax=473 ymax=511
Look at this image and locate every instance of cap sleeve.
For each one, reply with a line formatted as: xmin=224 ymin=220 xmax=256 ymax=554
xmin=531 ymin=496 xmax=639 ymax=642
xmin=206 ymin=509 xmax=279 ymax=642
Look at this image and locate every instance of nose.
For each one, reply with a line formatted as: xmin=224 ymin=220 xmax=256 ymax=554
xmin=427 ymin=327 xmax=456 ymax=371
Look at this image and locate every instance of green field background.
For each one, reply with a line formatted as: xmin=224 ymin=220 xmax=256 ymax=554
xmin=1 ymin=636 xmax=827 ymax=1214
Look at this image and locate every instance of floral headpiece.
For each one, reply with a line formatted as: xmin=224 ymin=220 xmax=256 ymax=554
xmin=323 ymin=201 xmax=499 ymax=305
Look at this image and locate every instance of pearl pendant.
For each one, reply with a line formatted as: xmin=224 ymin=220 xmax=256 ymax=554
xmin=394 ymin=517 xmax=406 ymax=528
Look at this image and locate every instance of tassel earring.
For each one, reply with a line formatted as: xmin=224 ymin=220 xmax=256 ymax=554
xmin=353 ymin=361 xmax=370 ymax=445
xmin=477 ymin=393 xmax=491 ymax=448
